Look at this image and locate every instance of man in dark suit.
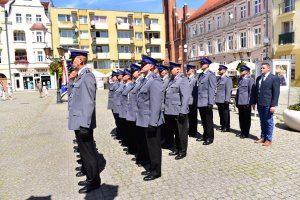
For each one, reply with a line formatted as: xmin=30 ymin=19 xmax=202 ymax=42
xmin=215 ymin=65 xmax=233 ymax=132
xmin=254 ymin=63 xmax=280 ymax=146
xmin=196 ymin=58 xmax=217 ymax=145
xmin=68 ymin=49 xmax=100 ymax=193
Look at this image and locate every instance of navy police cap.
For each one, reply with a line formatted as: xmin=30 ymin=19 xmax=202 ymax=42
xmin=130 ymin=64 xmax=141 ymax=72
xmin=116 ymin=69 xmax=124 ymax=76
xmin=218 ymin=65 xmax=228 ymax=70
xmin=199 ymin=58 xmax=212 ymax=65
xmin=111 ymin=71 xmax=117 ymax=77
xmin=68 ymin=48 xmax=88 ymax=59
xmin=123 ymin=69 xmax=131 ymax=76
xmin=169 ymin=62 xmax=181 ymax=70
xmin=158 ymin=64 xmax=169 ymax=72
xmin=185 ymin=64 xmax=196 ymax=70
xmin=240 ymin=65 xmax=250 ymax=71
xmin=141 ymin=55 xmax=158 ymax=65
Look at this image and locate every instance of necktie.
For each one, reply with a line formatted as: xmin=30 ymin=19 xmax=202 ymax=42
xmin=259 ymin=75 xmax=265 ymax=94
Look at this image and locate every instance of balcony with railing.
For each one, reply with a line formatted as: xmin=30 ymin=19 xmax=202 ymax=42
xmin=15 ymin=55 xmax=29 ymax=64
xmin=93 ymin=37 xmax=109 ymax=44
xmin=279 ymin=32 xmax=294 ymax=45
xmin=96 ymin=52 xmax=110 ymax=59
xmin=279 ymin=1 xmax=295 ymax=15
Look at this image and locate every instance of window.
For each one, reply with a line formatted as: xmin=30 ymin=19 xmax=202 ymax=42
xmin=117 ymin=17 xmax=132 ymax=24
xmin=80 ymin=31 xmax=88 ymax=39
xmin=240 ymin=32 xmax=247 ymax=48
xmin=254 ymin=27 xmax=261 ymax=46
xmin=136 ymin=46 xmax=142 ymax=54
xmin=228 ymin=11 xmax=233 ymax=24
xmin=15 ymin=50 xmax=27 ymax=61
xmin=135 ymin=18 xmax=141 ymax=25
xmin=92 ymin=16 xmax=107 ymax=23
xmin=60 ymin=30 xmax=75 ymax=38
xmin=199 ymin=22 xmax=204 ymax=34
xmin=37 ymin=51 xmax=43 ymax=62
xmin=94 ymin=60 xmax=111 ymax=69
xmin=79 ymin=16 xmax=87 ymax=24
xmin=16 ymin=14 xmax=22 ymax=23
xmin=58 ymin=14 xmax=71 ymax=22
xmin=26 ymin=14 xmax=32 ymax=23
xmin=118 ymin=60 xmax=133 ymax=69
xmin=36 ymin=15 xmax=42 ymax=23
xmin=150 ymin=18 xmax=158 ymax=24
xmin=14 ymin=31 xmax=26 ymax=41
xmin=148 ymin=46 xmax=160 ymax=53
xmin=135 ymin=32 xmax=142 ymax=40
xmin=92 ymin=31 xmax=108 ymax=38
xmin=118 ymin=46 xmax=132 ymax=53
xmin=207 ymin=41 xmax=212 ymax=54
xmin=228 ymin=35 xmax=233 ymax=50
xmin=117 ymin=31 xmax=132 ymax=38
xmin=199 ymin=43 xmax=204 ymax=52
xmin=145 ymin=32 xmax=160 ymax=40
xmin=36 ymin=32 xmax=42 ymax=42
xmin=95 ymin=46 xmax=109 ymax=53
xmin=192 ymin=26 xmax=197 ymax=36
xmin=283 ymin=21 xmax=293 ymax=33
xmin=240 ymin=5 xmax=246 ymax=19
xmin=217 ymin=15 xmax=222 ymax=28
xmin=217 ymin=39 xmax=222 ymax=53
xmin=191 ymin=45 xmax=196 ymax=57
xmin=284 ymin=0 xmax=295 ymax=13
xmin=254 ymin=0 xmax=262 ymax=14
xmin=207 ymin=20 xmax=211 ymax=32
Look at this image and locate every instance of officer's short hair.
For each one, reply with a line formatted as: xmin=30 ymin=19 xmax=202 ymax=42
xmin=261 ymin=63 xmax=271 ymax=68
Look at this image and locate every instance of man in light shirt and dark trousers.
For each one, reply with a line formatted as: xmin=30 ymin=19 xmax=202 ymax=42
xmin=254 ymin=63 xmax=280 ymax=146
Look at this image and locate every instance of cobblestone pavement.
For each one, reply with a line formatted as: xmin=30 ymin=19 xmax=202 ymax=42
xmin=0 ymin=88 xmax=299 ymax=200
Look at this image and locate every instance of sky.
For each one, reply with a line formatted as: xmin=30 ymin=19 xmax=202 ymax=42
xmin=52 ymin=0 xmax=205 ymax=13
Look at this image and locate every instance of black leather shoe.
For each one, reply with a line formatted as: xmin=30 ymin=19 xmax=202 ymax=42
xmin=118 ymin=141 xmax=122 ymax=143
xmin=216 ymin=127 xmax=223 ymax=130
xmin=78 ymin=180 xmax=88 ymax=186
xmin=196 ymin=138 xmax=205 ymax=142
xmin=141 ymin=170 xmax=151 ymax=176
xmin=143 ymin=174 xmax=161 ymax=181
xmin=203 ymin=140 xmax=213 ymax=145
xmin=131 ymin=157 xmax=136 ymax=161
xmin=175 ymin=153 xmax=186 ymax=160
xmin=168 ymin=150 xmax=178 ymax=156
xmin=188 ymin=133 xmax=197 ymax=137
xmin=123 ymin=148 xmax=128 ymax=151
xmin=73 ymin=146 xmax=78 ymax=149
xmin=76 ymin=155 xmax=81 ymax=158
xmin=221 ymin=128 xmax=230 ymax=132
xmin=74 ymin=149 xmax=79 ymax=153
xmin=77 ymin=159 xmax=82 ymax=164
xmin=76 ymin=172 xmax=85 ymax=177
xmin=240 ymin=135 xmax=248 ymax=139
xmin=73 ymin=139 xmax=77 ymax=144
xmin=236 ymin=133 xmax=241 ymax=137
xmin=75 ymin=166 xmax=82 ymax=171
xmin=79 ymin=184 xmax=100 ymax=194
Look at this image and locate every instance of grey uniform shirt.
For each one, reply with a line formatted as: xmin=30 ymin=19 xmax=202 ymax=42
xmin=236 ymin=75 xmax=255 ymax=106
xmin=215 ymin=75 xmax=233 ymax=104
xmin=197 ymin=69 xmax=217 ymax=107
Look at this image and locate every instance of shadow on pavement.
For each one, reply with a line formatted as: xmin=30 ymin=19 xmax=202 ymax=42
xmin=26 ymin=195 xmax=52 ymax=200
xmin=84 ymin=184 xmax=119 ymax=200
xmin=275 ymin=122 xmax=299 ymax=132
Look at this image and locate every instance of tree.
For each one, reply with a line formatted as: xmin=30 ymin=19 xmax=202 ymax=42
xmin=49 ymin=61 xmax=63 ymax=79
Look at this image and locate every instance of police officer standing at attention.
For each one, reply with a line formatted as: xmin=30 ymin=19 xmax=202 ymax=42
xmin=164 ymin=62 xmax=190 ymax=160
xmin=235 ymin=65 xmax=255 ymax=139
xmin=185 ymin=64 xmax=198 ymax=137
xmin=136 ymin=55 xmax=164 ymax=181
xmin=215 ymin=65 xmax=233 ymax=132
xmin=196 ymin=58 xmax=217 ymax=145
xmin=107 ymin=71 xmax=117 ymax=111
xmin=68 ymin=49 xmax=100 ymax=193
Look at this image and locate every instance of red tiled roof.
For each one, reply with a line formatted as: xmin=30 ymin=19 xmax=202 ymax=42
xmin=41 ymin=2 xmax=49 ymax=10
xmin=186 ymin=0 xmax=234 ymax=23
xmin=30 ymin=23 xmax=48 ymax=31
xmin=176 ymin=8 xmax=196 ymax=19
xmin=0 ymin=0 xmax=9 ymax=7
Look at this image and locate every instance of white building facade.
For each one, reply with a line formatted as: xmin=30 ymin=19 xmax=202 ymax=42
xmin=0 ymin=3 xmax=9 ymax=83
xmin=186 ymin=0 xmax=272 ymax=68
xmin=5 ymin=0 xmax=54 ymax=91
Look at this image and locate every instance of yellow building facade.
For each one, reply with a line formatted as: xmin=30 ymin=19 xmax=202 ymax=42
xmin=50 ymin=8 xmax=165 ymax=74
xmin=273 ymin=0 xmax=300 ymax=86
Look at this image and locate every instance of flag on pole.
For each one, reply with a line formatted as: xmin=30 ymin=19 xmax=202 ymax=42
xmin=61 ymin=60 xmax=69 ymax=97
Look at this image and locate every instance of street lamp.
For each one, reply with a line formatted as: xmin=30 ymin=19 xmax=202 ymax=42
xmin=146 ymin=48 xmax=150 ymax=56
xmin=43 ymin=45 xmax=66 ymax=103
xmin=183 ymin=44 xmax=188 ymax=74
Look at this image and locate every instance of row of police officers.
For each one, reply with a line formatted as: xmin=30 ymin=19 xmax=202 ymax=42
xmin=108 ymin=54 xmax=256 ymax=181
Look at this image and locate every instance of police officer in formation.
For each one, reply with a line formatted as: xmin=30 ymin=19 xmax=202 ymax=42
xmin=215 ymin=65 xmax=233 ymax=132
xmin=185 ymin=64 xmax=198 ymax=137
xmin=235 ymin=65 xmax=255 ymax=139
xmin=107 ymin=56 xmax=259 ymax=181
xmin=164 ymin=62 xmax=190 ymax=160
xmin=196 ymin=58 xmax=217 ymax=145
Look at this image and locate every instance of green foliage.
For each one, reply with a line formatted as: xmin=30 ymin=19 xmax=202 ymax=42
xmin=288 ymin=103 xmax=300 ymax=111
xmin=49 ymin=61 xmax=63 ymax=79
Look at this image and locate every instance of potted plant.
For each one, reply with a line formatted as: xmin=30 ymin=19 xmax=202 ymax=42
xmin=283 ymin=103 xmax=300 ymax=131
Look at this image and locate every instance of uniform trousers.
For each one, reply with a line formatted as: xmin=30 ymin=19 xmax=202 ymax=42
xmin=165 ymin=114 xmax=188 ymax=155
xmin=119 ymin=118 xmax=128 ymax=146
xmin=198 ymin=106 xmax=214 ymax=141
xmin=112 ymin=112 xmax=121 ymax=139
xmin=75 ymin=129 xmax=100 ymax=185
xmin=144 ymin=126 xmax=162 ymax=177
xmin=162 ymin=114 xmax=175 ymax=149
xmin=237 ymin=105 xmax=252 ymax=136
xmin=136 ymin=126 xmax=149 ymax=163
xmin=126 ymin=120 xmax=137 ymax=154
xmin=216 ymin=103 xmax=230 ymax=129
xmin=188 ymin=104 xmax=198 ymax=135
xmin=75 ymin=132 xmax=86 ymax=175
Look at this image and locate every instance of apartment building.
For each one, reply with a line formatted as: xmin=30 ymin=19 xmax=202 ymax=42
xmin=0 ymin=1 xmax=8 ymax=85
xmin=50 ymin=8 xmax=165 ymax=74
xmin=4 ymin=0 xmax=54 ymax=91
xmin=186 ymin=0 xmax=272 ymax=70
xmin=273 ymin=0 xmax=299 ymax=86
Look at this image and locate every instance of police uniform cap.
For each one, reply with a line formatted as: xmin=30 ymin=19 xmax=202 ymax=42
xmin=240 ymin=65 xmax=250 ymax=71
xmin=141 ymin=55 xmax=158 ymax=65
xmin=130 ymin=64 xmax=141 ymax=73
xmin=218 ymin=65 xmax=228 ymax=70
xmin=199 ymin=58 xmax=212 ymax=65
